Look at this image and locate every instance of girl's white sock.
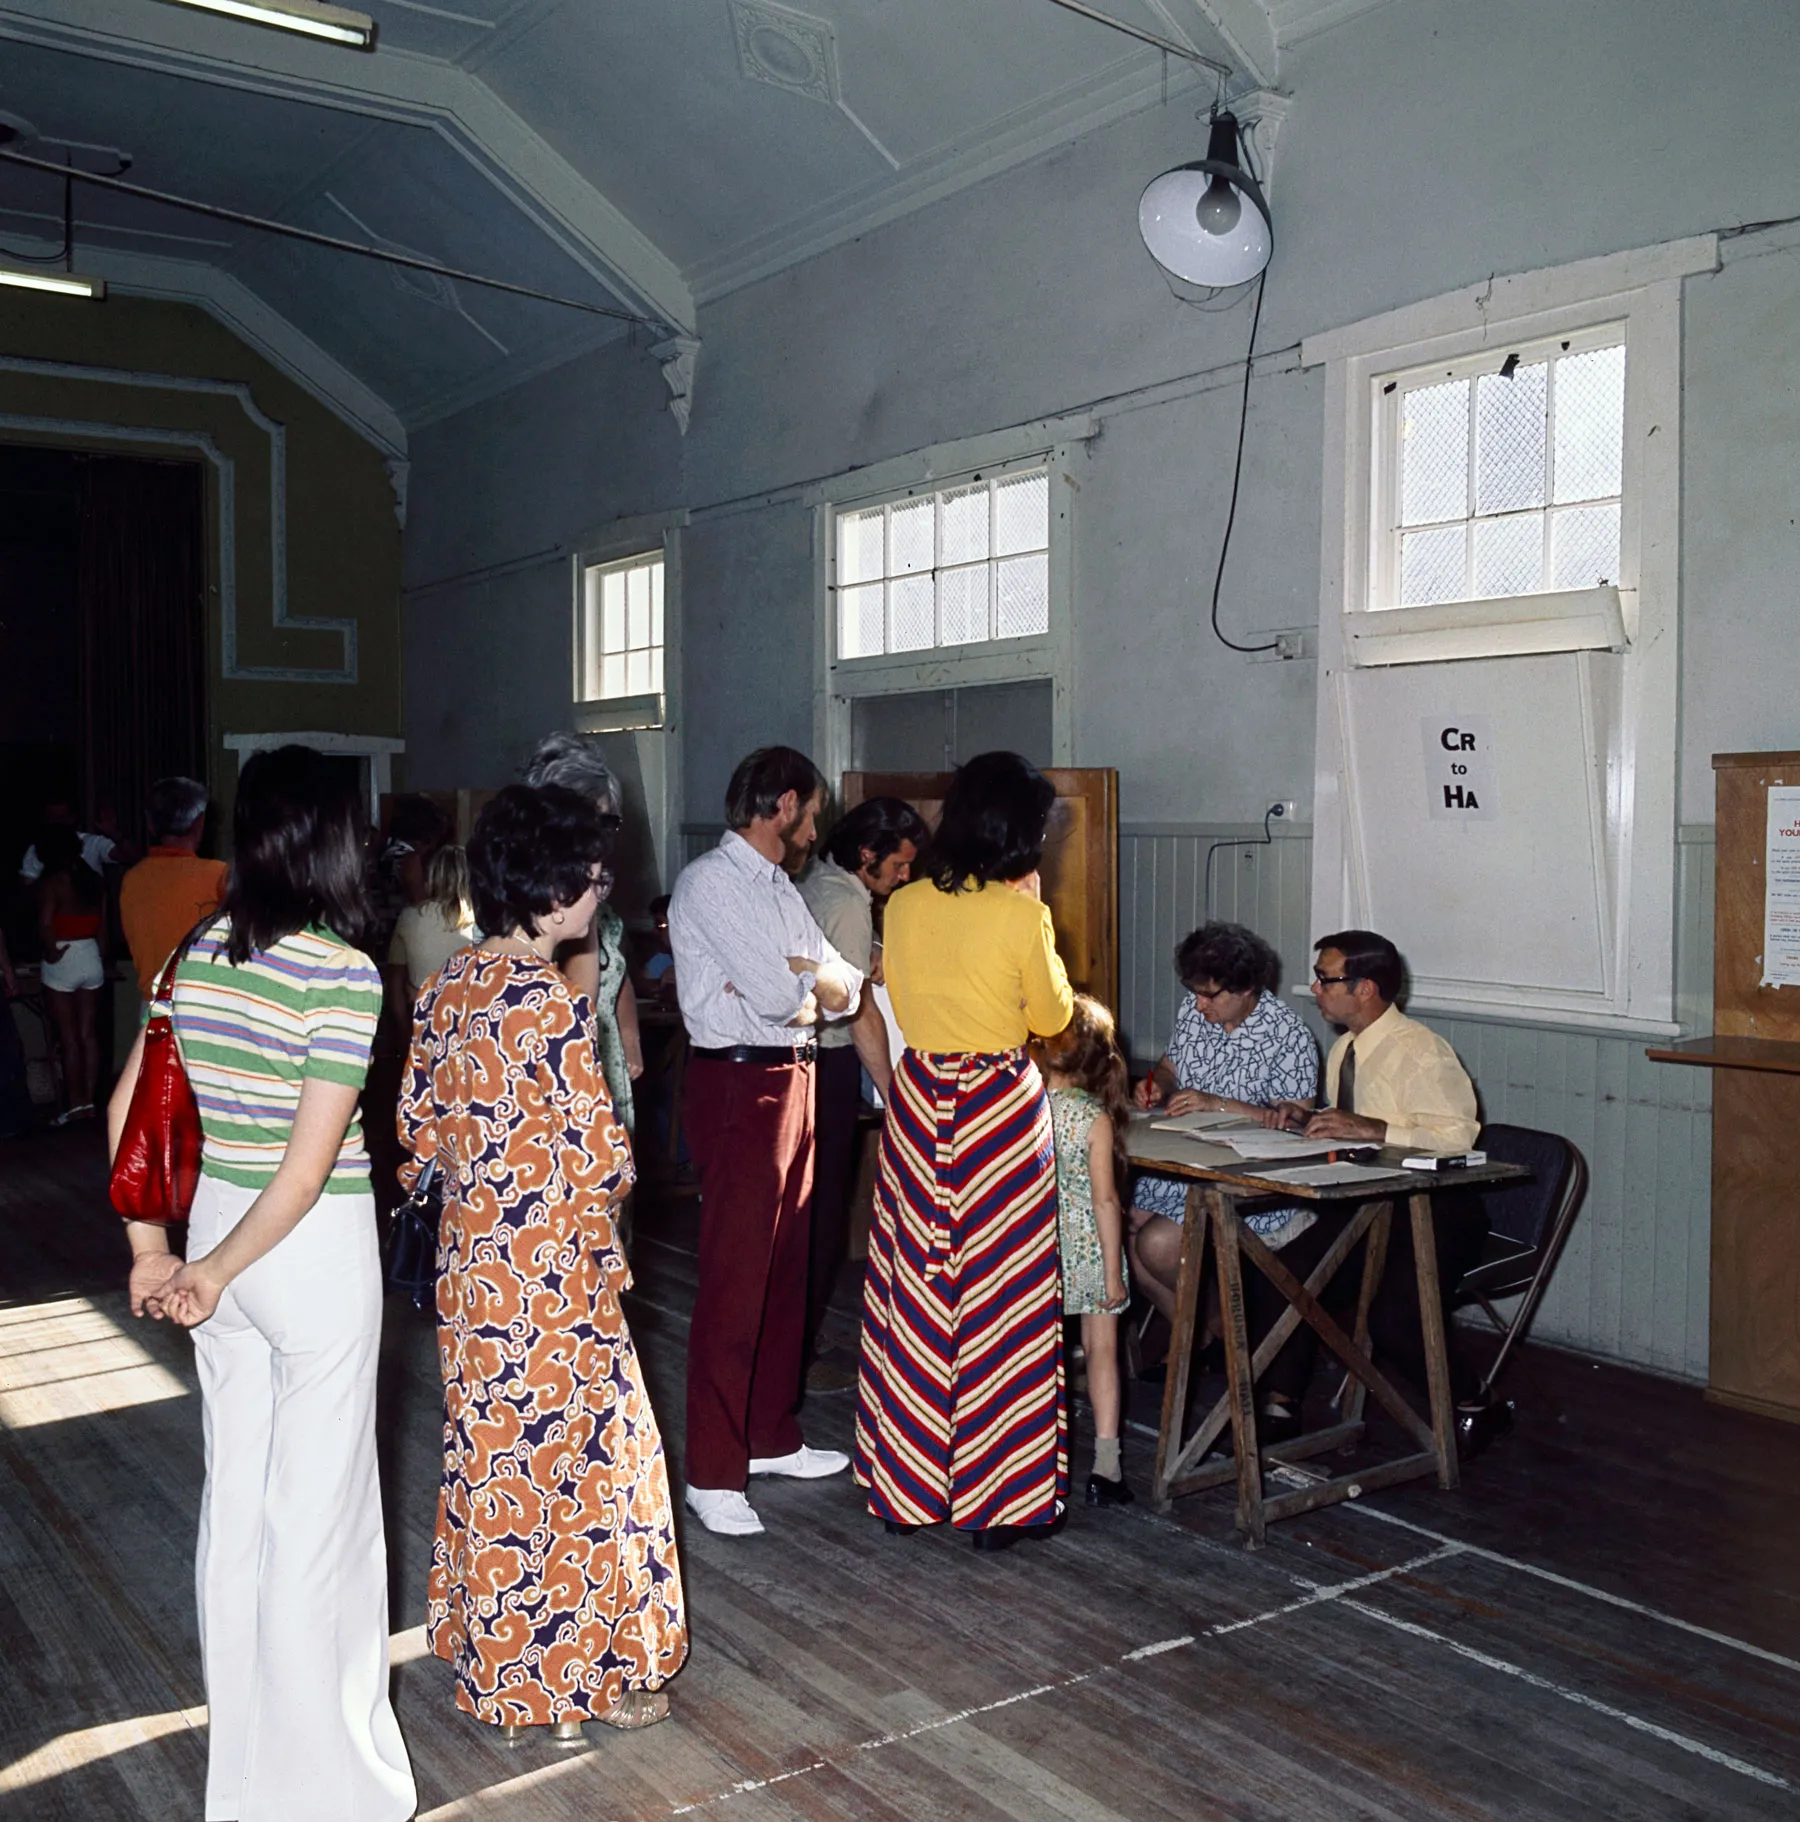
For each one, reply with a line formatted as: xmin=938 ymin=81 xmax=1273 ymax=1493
xmin=1092 ymin=1435 xmax=1122 ymax=1480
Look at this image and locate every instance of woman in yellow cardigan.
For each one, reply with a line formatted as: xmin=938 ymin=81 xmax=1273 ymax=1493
xmin=852 ymin=751 xmax=1074 ymax=1551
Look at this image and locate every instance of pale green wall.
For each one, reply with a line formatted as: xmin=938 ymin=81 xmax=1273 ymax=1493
xmin=0 ymin=290 xmax=403 ymax=816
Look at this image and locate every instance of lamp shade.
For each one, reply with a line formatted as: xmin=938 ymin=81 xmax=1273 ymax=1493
xmin=1139 ymin=112 xmax=1272 ymax=289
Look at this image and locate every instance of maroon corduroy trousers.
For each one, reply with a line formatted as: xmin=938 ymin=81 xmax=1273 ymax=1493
xmin=682 ymin=1055 xmax=815 ymax=1490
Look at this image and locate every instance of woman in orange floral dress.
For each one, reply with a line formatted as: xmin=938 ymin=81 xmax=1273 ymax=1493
xmin=400 ymin=783 xmax=686 ymax=1744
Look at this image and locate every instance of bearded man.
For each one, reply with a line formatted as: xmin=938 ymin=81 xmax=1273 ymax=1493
xmin=667 ymin=747 xmax=864 ymax=1536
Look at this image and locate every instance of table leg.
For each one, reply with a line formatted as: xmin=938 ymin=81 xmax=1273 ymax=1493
xmin=1338 ymin=1199 xmax=1392 ymax=1429
xmin=1212 ymin=1190 xmax=1265 ymax=1549
xmin=1153 ymin=1182 xmax=1209 ymax=1510
xmin=1410 ymin=1192 xmax=1461 ymax=1490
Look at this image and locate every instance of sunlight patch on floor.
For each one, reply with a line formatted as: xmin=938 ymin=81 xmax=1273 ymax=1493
xmin=0 ymin=1705 xmax=206 ymax=1792
xmin=0 ymin=1297 xmax=189 ymax=1429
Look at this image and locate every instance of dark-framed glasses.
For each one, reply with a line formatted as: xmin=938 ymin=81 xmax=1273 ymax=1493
xmin=1312 ymin=969 xmax=1356 ymax=986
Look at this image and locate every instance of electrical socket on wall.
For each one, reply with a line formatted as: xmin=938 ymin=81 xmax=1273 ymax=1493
xmin=1247 ymin=629 xmax=1314 ymax=663
xmin=1268 ymin=800 xmax=1299 ymax=822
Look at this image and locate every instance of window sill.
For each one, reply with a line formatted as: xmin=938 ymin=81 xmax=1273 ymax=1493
xmin=1346 ymin=586 xmax=1627 ymax=667
xmin=574 ymin=692 xmax=664 ymax=733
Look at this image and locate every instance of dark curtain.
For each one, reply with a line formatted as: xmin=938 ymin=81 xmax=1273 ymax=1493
xmin=77 ymin=458 xmax=207 ymax=844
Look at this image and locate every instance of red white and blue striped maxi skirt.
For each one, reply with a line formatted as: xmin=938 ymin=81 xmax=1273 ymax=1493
xmin=853 ymin=1047 xmax=1067 ymax=1530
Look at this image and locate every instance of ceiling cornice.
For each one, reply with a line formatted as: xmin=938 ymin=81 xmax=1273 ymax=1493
xmin=1164 ymin=0 xmax=1277 ymax=86
xmin=0 ymin=0 xmax=697 ymax=335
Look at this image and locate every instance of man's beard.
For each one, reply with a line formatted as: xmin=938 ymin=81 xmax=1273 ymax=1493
xmin=778 ymin=812 xmax=813 ymax=871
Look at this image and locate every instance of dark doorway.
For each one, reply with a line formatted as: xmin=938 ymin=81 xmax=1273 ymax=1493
xmin=0 ymin=444 xmax=207 ymax=885
xmin=0 ymin=442 xmax=208 ymax=950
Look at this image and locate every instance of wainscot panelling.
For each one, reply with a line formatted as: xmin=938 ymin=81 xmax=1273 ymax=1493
xmin=1117 ymin=822 xmax=1718 ymax=1384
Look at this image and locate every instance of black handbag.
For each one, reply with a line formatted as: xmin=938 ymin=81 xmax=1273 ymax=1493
xmin=383 ymin=1158 xmax=442 ymax=1319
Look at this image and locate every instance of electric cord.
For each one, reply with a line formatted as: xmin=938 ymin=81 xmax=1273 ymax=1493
xmin=1208 ymin=268 xmax=1278 ymax=654
xmin=1203 ymin=803 xmax=1281 ymax=916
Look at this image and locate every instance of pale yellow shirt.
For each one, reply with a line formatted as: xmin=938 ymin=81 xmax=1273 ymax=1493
xmin=882 ymin=878 xmax=1073 ymax=1054
xmin=1322 ymin=1004 xmax=1479 ymax=1155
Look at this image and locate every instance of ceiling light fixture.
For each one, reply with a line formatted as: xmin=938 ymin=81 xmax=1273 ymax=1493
xmin=0 ymin=265 xmax=105 ymax=298
xmin=1139 ymin=111 xmax=1272 ymax=289
xmin=154 ymin=0 xmax=377 ymax=51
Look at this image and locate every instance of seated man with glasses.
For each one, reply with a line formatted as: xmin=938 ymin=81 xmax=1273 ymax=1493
xmin=1261 ymin=928 xmax=1512 ymax=1457
xmin=1129 ymin=922 xmax=1320 ymax=1355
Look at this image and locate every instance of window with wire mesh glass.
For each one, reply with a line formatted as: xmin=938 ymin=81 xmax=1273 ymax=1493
xmin=833 ymin=466 xmax=1050 ymax=659
xmin=1375 ymin=329 xmax=1626 ymax=610
xmin=577 ymin=550 xmax=664 ymax=703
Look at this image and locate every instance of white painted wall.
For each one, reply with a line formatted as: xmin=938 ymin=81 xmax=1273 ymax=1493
xmin=401 ymin=0 xmax=1800 ymax=1375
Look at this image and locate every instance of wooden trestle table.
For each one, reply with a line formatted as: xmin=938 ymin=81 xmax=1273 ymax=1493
xmin=1125 ymin=1114 xmax=1527 ymax=1548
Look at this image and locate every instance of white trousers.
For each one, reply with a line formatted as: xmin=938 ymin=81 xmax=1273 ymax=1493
xmin=189 ymin=1176 xmax=416 ymax=1822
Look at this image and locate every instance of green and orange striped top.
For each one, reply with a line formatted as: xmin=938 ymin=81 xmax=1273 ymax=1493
xmin=170 ymin=918 xmax=381 ymax=1194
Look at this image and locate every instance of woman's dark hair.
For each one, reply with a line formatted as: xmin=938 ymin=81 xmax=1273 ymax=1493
xmin=468 ymin=784 xmax=615 ymax=939
xmin=927 ymin=751 xmax=1056 ymax=893
xmin=1175 ymin=921 xmax=1281 ymax=996
xmin=1315 ymin=928 xmax=1405 ymax=1003
xmin=36 ymin=824 xmax=103 ymax=910
xmin=219 ymin=745 xmax=374 ymax=964
xmin=386 ymin=793 xmax=452 ymax=852
xmin=1032 ymin=994 xmax=1132 ymax=1188
xmin=724 ymin=746 xmax=825 ymax=829
xmin=823 ymin=796 xmax=931 ymax=873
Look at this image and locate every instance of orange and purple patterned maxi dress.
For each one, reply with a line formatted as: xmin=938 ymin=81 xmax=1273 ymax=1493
xmin=400 ymin=948 xmax=687 ymax=1725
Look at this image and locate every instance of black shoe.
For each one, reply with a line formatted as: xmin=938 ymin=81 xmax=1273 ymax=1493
xmin=882 ymin=1519 xmax=920 ymax=1536
xmin=971 ymin=1526 xmax=1017 ymax=1553
xmin=1085 ymin=1472 xmax=1135 ymax=1508
xmin=1456 ymin=1397 xmax=1515 ymax=1461
xmin=1257 ymin=1400 xmax=1303 ymax=1446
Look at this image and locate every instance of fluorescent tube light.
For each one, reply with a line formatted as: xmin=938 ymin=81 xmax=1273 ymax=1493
xmin=155 ymin=0 xmax=377 ymax=49
xmin=0 ymin=266 xmax=106 ymax=299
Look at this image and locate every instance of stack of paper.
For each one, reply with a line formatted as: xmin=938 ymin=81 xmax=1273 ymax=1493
xmin=1247 ymin=1161 xmax=1411 ymax=1187
xmin=1150 ymin=1109 xmax=1260 ymax=1135
xmin=1216 ymin=1131 xmax=1340 ymax=1162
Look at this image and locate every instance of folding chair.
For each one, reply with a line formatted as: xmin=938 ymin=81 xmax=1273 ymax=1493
xmin=1454 ymin=1123 xmax=1588 ymax=1399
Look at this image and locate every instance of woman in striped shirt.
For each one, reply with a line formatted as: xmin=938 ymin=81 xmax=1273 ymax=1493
xmin=107 ymin=745 xmax=416 ymax=1822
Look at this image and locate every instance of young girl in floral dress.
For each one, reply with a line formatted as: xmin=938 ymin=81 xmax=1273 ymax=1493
xmin=1034 ymin=994 xmax=1134 ymax=1507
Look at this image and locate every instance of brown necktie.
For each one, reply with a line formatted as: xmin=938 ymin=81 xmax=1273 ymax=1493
xmin=1336 ymin=1042 xmax=1357 ymax=1114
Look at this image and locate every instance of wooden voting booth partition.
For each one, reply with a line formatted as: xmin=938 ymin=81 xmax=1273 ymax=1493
xmin=841 ymin=768 xmax=1119 ymax=1013
xmin=1649 ymin=751 xmax=1800 ymax=1423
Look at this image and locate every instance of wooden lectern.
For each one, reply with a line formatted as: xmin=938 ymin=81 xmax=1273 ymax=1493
xmin=1648 ymin=751 xmax=1800 ymax=1422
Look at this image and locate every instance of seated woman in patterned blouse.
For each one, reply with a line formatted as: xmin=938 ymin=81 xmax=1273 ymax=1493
xmin=1129 ymin=922 xmax=1320 ymax=1343
xmin=400 ymin=783 xmax=687 ymax=1746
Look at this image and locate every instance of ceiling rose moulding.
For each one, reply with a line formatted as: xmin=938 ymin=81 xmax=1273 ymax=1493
xmin=0 ymin=0 xmax=696 ymax=335
xmin=729 ymin=0 xmax=900 ymax=170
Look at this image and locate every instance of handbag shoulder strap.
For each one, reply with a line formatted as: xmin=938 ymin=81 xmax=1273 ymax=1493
xmin=153 ymin=913 xmax=224 ymax=1009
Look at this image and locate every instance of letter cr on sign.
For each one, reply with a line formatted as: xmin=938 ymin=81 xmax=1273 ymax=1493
xmin=1422 ymin=717 xmax=1497 ymax=822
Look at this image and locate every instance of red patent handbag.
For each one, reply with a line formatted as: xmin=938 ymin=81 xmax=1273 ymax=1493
xmin=109 ymin=952 xmax=203 ymax=1224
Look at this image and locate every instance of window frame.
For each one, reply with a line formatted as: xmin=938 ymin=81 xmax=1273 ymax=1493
xmin=1302 ymin=236 xmax=1717 ymax=1035
xmin=1372 ymin=321 xmax=1629 ymax=634
xmin=810 ymin=422 xmax=1087 ymax=785
xmin=573 ymin=545 xmax=668 ymax=729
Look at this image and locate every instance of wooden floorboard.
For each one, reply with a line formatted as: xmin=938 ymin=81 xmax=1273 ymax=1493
xmin=2 ymin=1124 xmax=1798 ymax=1820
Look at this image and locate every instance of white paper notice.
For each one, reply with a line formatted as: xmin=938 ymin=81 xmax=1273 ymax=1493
xmin=1762 ymin=785 xmax=1800 ymax=987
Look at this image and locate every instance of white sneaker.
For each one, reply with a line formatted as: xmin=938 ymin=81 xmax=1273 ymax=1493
xmin=748 ymin=1445 xmax=850 ymax=1479
xmin=684 ymin=1486 xmax=765 ymax=1536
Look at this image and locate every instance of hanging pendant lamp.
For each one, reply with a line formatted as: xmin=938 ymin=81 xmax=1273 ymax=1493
xmin=1139 ymin=112 xmax=1272 ymax=289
